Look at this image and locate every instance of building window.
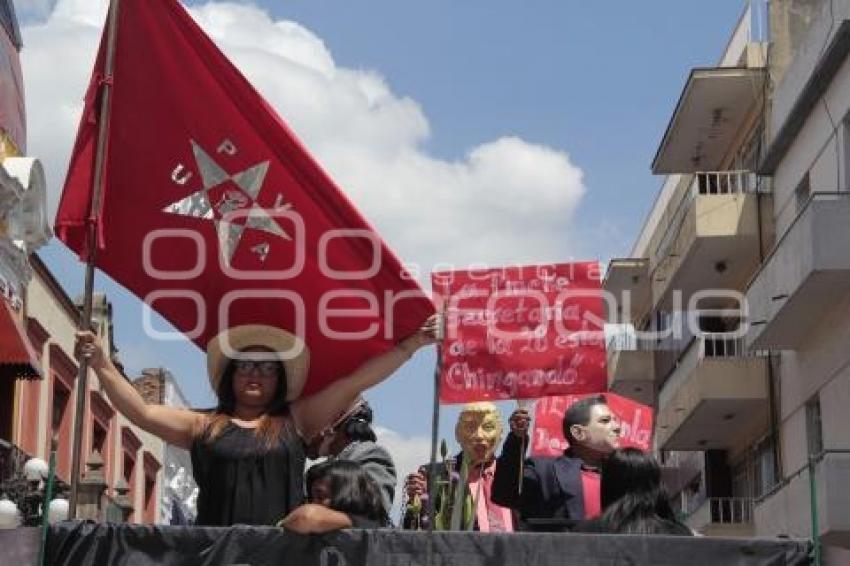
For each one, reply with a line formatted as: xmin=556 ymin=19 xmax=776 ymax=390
xmin=123 ymin=453 xmax=134 ymax=484
xmin=0 ymin=378 xmax=14 ymax=442
xmin=92 ymin=421 xmax=107 ymax=456
xmin=144 ymin=476 xmax=156 ymax=523
xmin=142 ymin=452 xmax=161 ymax=524
xmin=52 ymin=385 xmax=69 ymax=435
xmin=805 ymin=396 xmax=823 ymax=457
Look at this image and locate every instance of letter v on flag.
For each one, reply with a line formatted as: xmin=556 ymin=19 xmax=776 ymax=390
xmin=54 ymin=0 xmax=434 ymax=397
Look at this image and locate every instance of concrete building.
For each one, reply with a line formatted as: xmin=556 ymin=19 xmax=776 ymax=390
xmin=605 ymin=1 xmax=850 ymax=562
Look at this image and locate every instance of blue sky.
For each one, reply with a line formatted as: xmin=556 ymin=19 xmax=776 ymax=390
xmin=18 ymin=0 xmax=747 ymax=465
xmin=263 ymin=0 xmax=748 ymax=260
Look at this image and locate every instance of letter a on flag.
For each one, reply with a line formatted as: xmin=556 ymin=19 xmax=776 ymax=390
xmin=55 ymin=0 xmax=434 ymax=396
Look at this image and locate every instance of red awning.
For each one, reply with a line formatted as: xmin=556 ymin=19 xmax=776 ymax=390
xmin=0 ymin=298 xmax=42 ymax=380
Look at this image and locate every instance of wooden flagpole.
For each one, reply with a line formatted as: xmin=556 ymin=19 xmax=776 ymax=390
xmin=68 ymin=0 xmax=122 ymax=519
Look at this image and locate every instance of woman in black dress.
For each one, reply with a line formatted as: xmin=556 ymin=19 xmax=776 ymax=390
xmin=75 ymin=318 xmax=437 ymax=526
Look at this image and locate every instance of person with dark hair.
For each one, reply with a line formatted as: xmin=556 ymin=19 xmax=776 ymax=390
xmin=572 ymin=447 xmax=692 ymax=535
xmin=280 ymin=459 xmax=389 ymax=531
xmin=305 ymin=398 xmax=396 ymax=517
xmin=492 ymin=395 xmax=621 ymax=531
xmin=74 ymin=316 xmax=438 ymax=526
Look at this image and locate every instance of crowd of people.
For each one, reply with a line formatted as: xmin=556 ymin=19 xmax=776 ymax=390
xmin=74 ymin=321 xmax=691 ymax=537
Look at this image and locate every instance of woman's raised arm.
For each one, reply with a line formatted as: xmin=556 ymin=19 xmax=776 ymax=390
xmin=75 ymin=331 xmax=204 ymax=450
xmin=291 ymin=314 xmax=439 ymax=440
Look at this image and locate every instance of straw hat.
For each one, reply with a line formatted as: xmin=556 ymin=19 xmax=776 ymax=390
xmin=206 ymin=324 xmax=310 ymax=401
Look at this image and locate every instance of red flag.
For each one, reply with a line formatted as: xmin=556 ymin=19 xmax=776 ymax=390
xmin=432 ymin=263 xmax=607 ymax=403
xmin=530 ymin=393 xmax=654 ymax=457
xmin=55 ymin=0 xmax=434 ymax=396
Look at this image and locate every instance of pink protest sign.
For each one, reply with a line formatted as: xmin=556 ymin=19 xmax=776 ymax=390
xmin=432 ymin=262 xmax=607 ymax=403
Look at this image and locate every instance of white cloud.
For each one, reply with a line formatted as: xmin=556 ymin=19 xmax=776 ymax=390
xmin=21 ymin=0 xmax=588 ymax=278
xmin=374 ymin=426 xmax=432 ymax=524
xmin=49 ymin=0 xmax=106 ymax=26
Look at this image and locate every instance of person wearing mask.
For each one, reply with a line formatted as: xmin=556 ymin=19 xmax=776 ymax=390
xmin=305 ymin=398 xmax=396 ymax=518
xmin=402 ymin=402 xmax=514 ymax=532
xmin=492 ymin=395 xmax=621 ymax=531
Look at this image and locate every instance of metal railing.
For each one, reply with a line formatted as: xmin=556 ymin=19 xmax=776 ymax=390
xmin=699 ymin=332 xmax=747 ymax=358
xmin=654 ymin=170 xmax=755 ymax=264
xmin=709 ymin=497 xmax=753 ymax=524
xmin=695 ymin=170 xmax=755 ymax=195
xmin=685 ymin=496 xmax=753 ymax=525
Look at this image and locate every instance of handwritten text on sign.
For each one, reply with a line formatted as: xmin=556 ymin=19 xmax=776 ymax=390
xmin=531 ymin=393 xmax=654 ymax=456
xmin=432 ymin=263 xmax=607 ymax=403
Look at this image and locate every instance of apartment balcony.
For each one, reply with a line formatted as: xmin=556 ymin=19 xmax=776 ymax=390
xmin=656 ymin=333 xmax=768 ymax=451
xmin=747 ymin=193 xmax=850 ymax=350
xmin=686 ymin=497 xmax=756 ymax=537
xmin=652 ymin=171 xmax=762 ymax=310
xmin=602 ymin=258 xmax=651 ymax=324
xmin=652 ymin=66 xmax=766 ymax=175
xmin=606 ymin=328 xmax=654 ymax=406
xmin=755 ymin=452 xmax=850 ymax=548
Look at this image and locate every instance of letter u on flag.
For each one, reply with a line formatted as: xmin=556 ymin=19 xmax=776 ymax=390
xmin=54 ymin=0 xmax=434 ymax=396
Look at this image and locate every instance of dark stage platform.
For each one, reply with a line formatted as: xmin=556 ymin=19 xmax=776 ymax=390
xmin=0 ymin=522 xmax=811 ymax=565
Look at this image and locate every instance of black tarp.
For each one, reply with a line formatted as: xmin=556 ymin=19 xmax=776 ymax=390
xmin=39 ymin=521 xmax=810 ymax=566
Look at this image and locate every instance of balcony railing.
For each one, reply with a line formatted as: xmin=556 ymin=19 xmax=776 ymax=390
xmin=709 ymin=497 xmax=753 ymax=524
xmin=654 ymin=170 xmax=756 ymax=264
xmin=687 ymin=496 xmax=754 ymax=525
xmin=699 ymin=332 xmax=747 ymax=359
xmin=694 ymin=170 xmax=755 ymax=195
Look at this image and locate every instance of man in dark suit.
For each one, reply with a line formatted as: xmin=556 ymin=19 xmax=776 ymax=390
xmin=491 ymin=395 xmax=621 ymax=531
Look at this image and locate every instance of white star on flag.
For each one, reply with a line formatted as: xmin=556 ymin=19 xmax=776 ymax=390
xmin=163 ymin=140 xmax=291 ymax=265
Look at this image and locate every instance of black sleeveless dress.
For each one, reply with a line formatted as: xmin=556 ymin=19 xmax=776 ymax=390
xmin=190 ymin=420 xmax=306 ymax=526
